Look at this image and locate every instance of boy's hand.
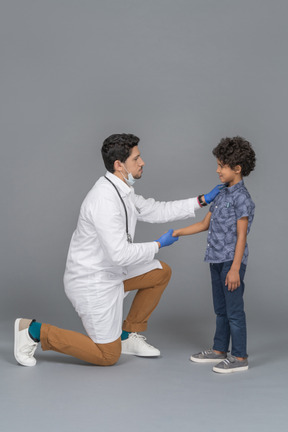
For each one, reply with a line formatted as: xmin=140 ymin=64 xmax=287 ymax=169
xmin=204 ymin=184 xmax=226 ymax=204
xmin=225 ymin=269 xmax=241 ymax=291
xmin=172 ymin=229 xmax=180 ymax=237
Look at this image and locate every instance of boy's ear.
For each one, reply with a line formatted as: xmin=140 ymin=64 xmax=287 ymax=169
xmin=234 ymin=165 xmax=242 ymax=174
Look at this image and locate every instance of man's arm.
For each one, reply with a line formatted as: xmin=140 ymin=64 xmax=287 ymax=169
xmin=225 ymin=217 xmax=248 ymax=291
xmin=173 ymin=212 xmax=211 ymax=237
xmin=92 ymin=195 xmax=159 ymax=267
xmin=133 ymin=185 xmax=222 ymax=224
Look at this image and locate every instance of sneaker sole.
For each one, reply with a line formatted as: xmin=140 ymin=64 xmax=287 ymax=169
xmin=14 ymin=318 xmax=36 ymax=367
xmin=121 ymin=350 xmax=160 ymax=357
xmin=190 ymin=356 xmax=226 ymax=363
xmin=14 ymin=318 xmax=22 ymax=365
xmin=213 ymin=365 xmax=249 ymax=374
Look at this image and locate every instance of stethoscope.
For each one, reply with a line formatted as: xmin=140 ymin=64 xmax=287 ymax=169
xmin=104 ymin=176 xmax=133 ymax=243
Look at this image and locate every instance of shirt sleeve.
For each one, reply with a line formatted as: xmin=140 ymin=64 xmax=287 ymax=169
xmin=209 ymin=201 xmax=215 ymax=213
xmin=132 ymin=193 xmax=201 ymax=223
xmin=233 ymin=193 xmax=254 ymax=220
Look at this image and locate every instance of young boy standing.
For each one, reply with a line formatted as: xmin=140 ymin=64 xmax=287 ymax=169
xmin=173 ymin=137 xmax=256 ymax=373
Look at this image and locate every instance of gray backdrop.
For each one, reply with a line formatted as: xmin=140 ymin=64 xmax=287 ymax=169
xmin=1 ymin=1 xmax=287 ymax=431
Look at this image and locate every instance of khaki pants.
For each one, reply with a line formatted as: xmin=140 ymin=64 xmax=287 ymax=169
xmin=40 ymin=261 xmax=171 ymax=366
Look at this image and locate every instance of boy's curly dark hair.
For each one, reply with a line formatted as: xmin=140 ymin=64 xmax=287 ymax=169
xmin=101 ymin=133 xmax=140 ymax=173
xmin=212 ymin=136 xmax=256 ymax=177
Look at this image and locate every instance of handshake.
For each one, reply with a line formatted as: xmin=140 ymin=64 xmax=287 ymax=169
xmin=155 ymin=229 xmax=179 ymax=248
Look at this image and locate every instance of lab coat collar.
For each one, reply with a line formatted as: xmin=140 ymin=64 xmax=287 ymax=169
xmin=105 ymin=171 xmax=132 ymax=196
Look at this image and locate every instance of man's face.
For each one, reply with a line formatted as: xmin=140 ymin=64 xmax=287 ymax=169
xmin=123 ymin=146 xmax=145 ymax=179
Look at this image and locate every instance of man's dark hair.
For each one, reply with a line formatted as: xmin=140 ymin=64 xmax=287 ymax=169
xmin=212 ymin=136 xmax=256 ymax=177
xmin=101 ymin=134 xmax=140 ymax=173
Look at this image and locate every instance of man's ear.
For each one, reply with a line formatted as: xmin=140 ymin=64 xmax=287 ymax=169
xmin=114 ymin=160 xmax=123 ymax=172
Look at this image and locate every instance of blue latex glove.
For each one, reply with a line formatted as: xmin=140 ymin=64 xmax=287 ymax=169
xmin=204 ymin=184 xmax=226 ymax=204
xmin=155 ymin=229 xmax=179 ymax=248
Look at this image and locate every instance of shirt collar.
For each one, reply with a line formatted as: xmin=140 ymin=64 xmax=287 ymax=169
xmin=225 ymin=179 xmax=244 ymax=194
xmin=105 ymin=171 xmax=132 ymax=196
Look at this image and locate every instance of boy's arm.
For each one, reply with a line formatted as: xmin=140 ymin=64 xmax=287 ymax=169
xmin=173 ymin=212 xmax=211 ymax=237
xmin=225 ymin=217 xmax=248 ymax=291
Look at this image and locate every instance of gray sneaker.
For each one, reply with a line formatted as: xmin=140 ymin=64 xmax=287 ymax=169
xmin=213 ymin=355 xmax=249 ymax=373
xmin=190 ymin=349 xmax=227 ymax=363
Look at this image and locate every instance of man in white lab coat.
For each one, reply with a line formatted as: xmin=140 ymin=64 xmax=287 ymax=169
xmin=14 ymin=134 xmax=222 ymax=367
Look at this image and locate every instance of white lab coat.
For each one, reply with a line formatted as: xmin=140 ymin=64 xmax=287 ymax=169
xmin=64 ymin=171 xmax=201 ymax=343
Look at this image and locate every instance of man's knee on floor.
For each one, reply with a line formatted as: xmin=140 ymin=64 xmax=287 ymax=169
xmin=101 ymin=353 xmax=120 ymax=366
xmin=90 ymin=352 xmax=120 ymax=366
xmin=94 ymin=338 xmax=121 ymax=366
xmin=103 ymin=347 xmax=121 ymax=366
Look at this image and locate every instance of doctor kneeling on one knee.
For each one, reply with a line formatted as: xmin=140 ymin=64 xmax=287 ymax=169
xmin=14 ymin=133 xmax=222 ymax=367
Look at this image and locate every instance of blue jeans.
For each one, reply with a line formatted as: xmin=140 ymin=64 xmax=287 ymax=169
xmin=210 ymin=261 xmax=247 ymax=358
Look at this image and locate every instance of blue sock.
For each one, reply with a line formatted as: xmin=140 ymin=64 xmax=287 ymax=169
xmin=121 ymin=330 xmax=130 ymax=341
xmin=28 ymin=321 xmax=42 ymax=342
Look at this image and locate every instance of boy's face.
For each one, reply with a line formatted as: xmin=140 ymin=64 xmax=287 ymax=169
xmin=216 ymin=159 xmax=242 ymax=186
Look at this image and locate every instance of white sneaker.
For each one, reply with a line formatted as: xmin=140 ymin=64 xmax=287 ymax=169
xmin=14 ymin=318 xmax=38 ymax=366
xmin=121 ymin=333 xmax=160 ymax=357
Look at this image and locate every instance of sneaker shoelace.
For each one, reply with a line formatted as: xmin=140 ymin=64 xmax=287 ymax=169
xmin=129 ymin=333 xmax=153 ymax=347
xmin=21 ymin=340 xmax=38 ymax=357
